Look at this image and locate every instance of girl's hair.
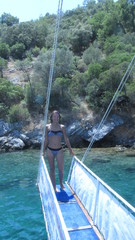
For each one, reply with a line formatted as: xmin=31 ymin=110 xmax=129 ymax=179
xmin=50 ymin=110 xmax=61 ymax=123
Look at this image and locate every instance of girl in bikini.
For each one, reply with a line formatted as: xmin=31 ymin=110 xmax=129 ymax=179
xmin=42 ymin=110 xmax=74 ymax=191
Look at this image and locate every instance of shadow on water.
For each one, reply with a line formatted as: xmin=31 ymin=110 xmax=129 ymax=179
xmin=0 ymin=178 xmax=34 ymax=190
xmin=125 ymin=167 xmax=135 ymax=173
xmin=91 ymin=158 xmax=111 ymax=164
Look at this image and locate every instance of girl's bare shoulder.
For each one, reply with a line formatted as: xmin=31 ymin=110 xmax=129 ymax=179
xmin=60 ymin=124 xmax=65 ymax=129
xmin=60 ymin=124 xmax=66 ymax=133
xmin=46 ymin=124 xmax=51 ymax=130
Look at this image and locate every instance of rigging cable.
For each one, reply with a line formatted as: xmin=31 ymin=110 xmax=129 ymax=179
xmin=37 ymin=0 xmax=63 ymax=182
xmin=82 ymin=55 xmax=135 ymax=163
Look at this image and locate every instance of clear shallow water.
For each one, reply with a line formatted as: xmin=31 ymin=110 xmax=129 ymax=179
xmin=0 ymin=150 xmax=46 ymax=240
xmin=0 ymin=148 xmax=135 ymax=239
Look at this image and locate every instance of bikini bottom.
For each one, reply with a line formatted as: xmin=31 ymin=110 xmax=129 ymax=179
xmin=47 ymin=146 xmax=62 ymax=156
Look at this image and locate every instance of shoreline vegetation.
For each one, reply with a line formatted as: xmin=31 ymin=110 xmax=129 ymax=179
xmin=0 ymin=2 xmax=135 ymax=151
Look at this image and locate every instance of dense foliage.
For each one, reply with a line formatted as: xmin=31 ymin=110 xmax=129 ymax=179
xmin=0 ymin=0 xmax=135 ymax=121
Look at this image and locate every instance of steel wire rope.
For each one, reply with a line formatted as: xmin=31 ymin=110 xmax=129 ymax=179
xmin=37 ymin=0 xmax=63 ymax=183
xmin=82 ymin=55 xmax=135 ymax=163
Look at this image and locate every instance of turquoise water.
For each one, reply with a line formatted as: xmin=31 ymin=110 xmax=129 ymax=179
xmin=0 ymin=148 xmax=135 ymax=239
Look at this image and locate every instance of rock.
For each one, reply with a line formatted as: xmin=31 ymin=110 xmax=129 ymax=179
xmin=131 ymin=143 xmax=135 ymax=149
xmin=67 ymin=114 xmax=125 ymax=147
xmin=0 ymin=136 xmax=25 ymax=151
xmin=30 ymin=139 xmax=41 ymax=148
xmin=0 ymin=110 xmax=134 ymax=151
xmin=0 ymin=136 xmax=8 ymax=146
xmin=19 ymin=133 xmax=29 ymax=142
xmin=19 ymin=133 xmax=31 ymax=147
xmin=0 ymin=121 xmax=11 ymax=136
xmin=0 ymin=120 xmax=23 ymax=137
xmin=115 ymin=145 xmax=127 ymax=152
xmin=9 ymin=138 xmax=25 ymax=150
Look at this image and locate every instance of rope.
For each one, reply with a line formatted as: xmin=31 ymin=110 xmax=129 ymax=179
xmin=37 ymin=0 xmax=63 ymax=183
xmin=82 ymin=55 xmax=135 ymax=163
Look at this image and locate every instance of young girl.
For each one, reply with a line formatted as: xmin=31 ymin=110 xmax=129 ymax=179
xmin=42 ymin=110 xmax=74 ymax=191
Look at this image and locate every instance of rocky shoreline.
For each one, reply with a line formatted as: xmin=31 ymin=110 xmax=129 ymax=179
xmin=0 ymin=112 xmax=135 ymax=152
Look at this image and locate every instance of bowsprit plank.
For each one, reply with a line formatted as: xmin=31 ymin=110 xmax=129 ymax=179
xmin=56 ymin=184 xmax=103 ymax=240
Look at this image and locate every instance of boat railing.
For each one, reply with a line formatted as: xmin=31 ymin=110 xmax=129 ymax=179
xmin=38 ymin=156 xmax=70 ymax=240
xmin=67 ymin=155 xmax=135 ymax=240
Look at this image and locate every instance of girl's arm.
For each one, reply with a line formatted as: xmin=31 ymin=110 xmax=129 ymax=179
xmin=62 ymin=125 xmax=74 ymax=155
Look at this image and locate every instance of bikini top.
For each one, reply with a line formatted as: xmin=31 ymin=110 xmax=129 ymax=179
xmin=48 ymin=130 xmax=63 ymax=137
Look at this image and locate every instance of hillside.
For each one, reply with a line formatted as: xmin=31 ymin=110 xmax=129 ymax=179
xmin=2 ymin=58 xmax=135 ymax=149
xmin=0 ymin=1 xmax=135 ymax=149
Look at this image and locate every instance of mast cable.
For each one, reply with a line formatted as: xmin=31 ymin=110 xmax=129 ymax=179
xmin=37 ymin=0 xmax=63 ymax=182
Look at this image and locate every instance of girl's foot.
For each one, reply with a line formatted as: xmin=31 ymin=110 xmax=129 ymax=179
xmin=55 ymin=187 xmax=59 ymax=192
xmin=60 ymin=183 xmax=65 ymax=190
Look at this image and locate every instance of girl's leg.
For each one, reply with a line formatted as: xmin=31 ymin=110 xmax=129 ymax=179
xmin=56 ymin=150 xmax=65 ymax=189
xmin=47 ymin=148 xmax=56 ymax=191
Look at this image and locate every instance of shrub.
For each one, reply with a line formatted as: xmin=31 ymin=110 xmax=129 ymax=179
xmin=32 ymin=46 xmax=40 ymax=57
xmin=10 ymin=43 xmax=26 ymax=59
xmin=0 ymin=43 xmax=10 ymax=59
xmin=0 ymin=103 xmax=8 ymax=118
xmin=8 ymin=104 xmax=30 ymax=122
xmin=0 ymin=78 xmax=24 ymax=106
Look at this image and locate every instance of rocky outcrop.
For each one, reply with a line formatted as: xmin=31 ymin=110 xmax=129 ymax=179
xmin=0 ymin=112 xmax=134 ymax=152
xmin=0 ymin=136 xmax=25 ymax=151
xmin=0 ymin=120 xmax=42 ymax=152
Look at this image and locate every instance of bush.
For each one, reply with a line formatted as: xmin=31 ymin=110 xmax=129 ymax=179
xmin=8 ymin=104 xmax=30 ymax=122
xmin=0 ymin=103 xmax=8 ymax=118
xmin=126 ymin=81 xmax=135 ymax=103
xmin=0 ymin=43 xmax=10 ymax=59
xmin=32 ymin=46 xmax=40 ymax=57
xmin=0 ymin=78 xmax=24 ymax=107
xmin=10 ymin=43 xmax=26 ymax=59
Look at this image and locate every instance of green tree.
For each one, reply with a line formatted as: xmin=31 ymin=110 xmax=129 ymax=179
xmin=0 ymin=43 xmax=10 ymax=59
xmin=10 ymin=43 xmax=25 ymax=59
xmin=0 ymin=78 xmax=24 ymax=118
xmin=83 ymin=44 xmax=103 ymax=65
xmin=33 ymin=47 xmax=73 ymax=89
xmin=117 ymin=0 xmax=135 ymax=33
xmin=34 ymin=19 xmax=48 ymax=48
xmin=85 ymin=78 xmax=100 ymax=109
xmin=0 ymin=13 xmax=19 ymax=26
xmin=8 ymin=103 xmax=30 ymax=122
xmin=126 ymin=80 xmax=135 ymax=103
xmin=97 ymin=12 xmax=118 ymax=44
xmin=32 ymin=46 xmax=40 ymax=57
xmin=25 ymin=83 xmax=35 ymax=110
xmin=70 ymin=23 xmax=93 ymax=53
xmin=0 ymin=24 xmax=19 ymax=47
xmin=18 ymin=22 xmax=37 ymax=49
xmin=70 ymin=71 xmax=87 ymax=97
xmin=54 ymin=48 xmax=73 ymax=77
xmin=0 ymin=78 xmax=24 ymax=107
xmin=87 ymin=63 xmax=102 ymax=80
xmin=50 ymin=77 xmax=72 ymax=109
xmin=0 ymin=103 xmax=8 ymax=118
xmin=45 ymin=33 xmax=55 ymax=49
xmin=104 ymin=35 xmax=120 ymax=55
xmin=89 ymin=11 xmax=105 ymax=39
xmin=0 ymin=58 xmax=8 ymax=78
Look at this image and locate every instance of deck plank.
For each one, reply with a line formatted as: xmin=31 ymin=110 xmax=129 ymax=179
xmin=56 ymin=184 xmax=103 ymax=240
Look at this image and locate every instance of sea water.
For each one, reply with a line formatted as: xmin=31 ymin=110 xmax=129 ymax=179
xmin=0 ymin=148 xmax=135 ymax=239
